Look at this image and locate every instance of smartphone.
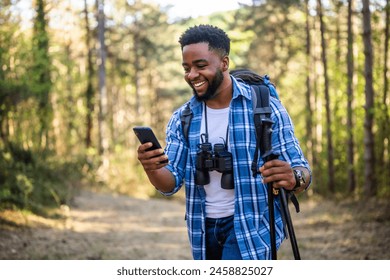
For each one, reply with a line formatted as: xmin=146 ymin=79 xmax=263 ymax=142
xmin=133 ymin=126 xmax=168 ymax=163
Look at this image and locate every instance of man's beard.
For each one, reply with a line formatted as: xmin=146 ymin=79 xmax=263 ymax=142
xmin=192 ymin=69 xmax=224 ymax=102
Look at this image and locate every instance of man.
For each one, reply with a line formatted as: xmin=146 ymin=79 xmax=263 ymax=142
xmin=137 ymin=24 xmax=311 ymax=260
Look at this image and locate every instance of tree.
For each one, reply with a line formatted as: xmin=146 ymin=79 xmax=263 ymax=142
xmin=96 ymin=0 xmax=109 ymax=161
xmin=0 ymin=0 xmax=22 ymax=144
xmin=304 ymin=0 xmax=314 ymax=172
xmin=378 ymin=0 xmax=390 ymax=189
xmin=84 ymin=0 xmax=95 ymax=148
xmin=234 ymin=0 xmax=303 ymax=82
xmin=346 ymin=0 xmax=356 ymax=193
xmin=31 ymin=0 xmax=52 ymax=150
xmin=362 ymin=0 xmax=376 ymax=197
xmin=317 ymin=0 xmax=335 ymax=192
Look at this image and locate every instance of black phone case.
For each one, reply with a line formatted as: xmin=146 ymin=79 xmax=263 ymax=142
xmin=133 ymin=127 xmax=168 ymax=164
xmin=133 ymin=126 xmax=162 ymax=151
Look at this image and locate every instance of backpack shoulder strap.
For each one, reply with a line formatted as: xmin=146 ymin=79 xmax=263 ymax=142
xmin=251 ymin=84 xmax=272 ymax=177
xmin=251 ymin=85 xmax=272 ymax=121
xmin=180 ymin=102 xmax=193 ymax=144
xmin=252 ymin=84 xmax=300 ymax=214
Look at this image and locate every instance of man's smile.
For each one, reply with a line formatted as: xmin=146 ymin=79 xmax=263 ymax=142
xmin=193 ymin=81 xmax=206 ymax=88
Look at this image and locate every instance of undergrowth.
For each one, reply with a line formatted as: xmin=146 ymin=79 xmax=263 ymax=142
xmin=0 ymin=143 xmax=93 ymax=216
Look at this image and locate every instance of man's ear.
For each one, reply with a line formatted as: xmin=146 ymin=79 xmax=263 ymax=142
xmin=222 ymin=56 xmax=229 ymax=72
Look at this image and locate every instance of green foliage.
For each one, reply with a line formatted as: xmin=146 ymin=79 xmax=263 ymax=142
xmin=0 ymin=143 xmax=88 ymax=215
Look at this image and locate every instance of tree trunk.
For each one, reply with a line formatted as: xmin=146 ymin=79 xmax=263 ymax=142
xmin=33 ymin=0 xmax=52 ymax=151
xmin=379 ymin=0 xmax=390 ymax=188
xmin=362 ymin=0 xmax=376 ymax=197
xmin=96 ymin=0 xmax=109 ymax=167
xmin=305 ymin=0 xmax=314 ymax=170
xmin=84 ymin=0 xmax=95 ymax=148
xmin=317 ymin=0 xmax=335 ymax=192
xmin=346 ymin=0 xmax=356 ymax=193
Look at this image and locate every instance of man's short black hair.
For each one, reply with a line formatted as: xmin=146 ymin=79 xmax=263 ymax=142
xmin=178 ymin=24 xmax=230 ymax=57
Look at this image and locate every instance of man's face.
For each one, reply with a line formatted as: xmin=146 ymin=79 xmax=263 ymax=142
xmin=181 ymin=43 xmax=226 ymax=102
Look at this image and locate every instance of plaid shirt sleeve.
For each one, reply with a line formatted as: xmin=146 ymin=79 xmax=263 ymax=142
xmin=160 ymin=108 xmax=188 ymax=196
xmin=270 ymin=97 xmax=311 ymax=173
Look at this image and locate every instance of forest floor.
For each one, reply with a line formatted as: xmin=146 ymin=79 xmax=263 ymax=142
xmin=0 ymin=188 xmax=389 ymax=260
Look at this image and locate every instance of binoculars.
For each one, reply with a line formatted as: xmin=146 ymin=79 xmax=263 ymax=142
xmin=195 ymin=142 xmax=234 ymax=189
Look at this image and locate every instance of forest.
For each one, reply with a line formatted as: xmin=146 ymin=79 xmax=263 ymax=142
xmin=0 ymin=0 xmax=389 ymax=214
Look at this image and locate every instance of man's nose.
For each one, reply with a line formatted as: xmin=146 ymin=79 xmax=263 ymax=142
xmin=187 ymin=68 xmax=199 ymax=80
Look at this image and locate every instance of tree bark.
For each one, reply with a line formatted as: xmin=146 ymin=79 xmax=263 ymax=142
xmin=317 ymin=0 xmax=335 ymax=192
xmin=84 ymin=0 xmax=95 ymax=148
xmin=96 ymin=0 xmax=108 ymax=158
xmin=379 ymin=0 xmax=390 ymax=187
xmin=362 ymin=0 xmax=376 ymax=197
xmin=33 ymin=0 xmax=52 ymax=150
xmin=305 ymin=0 xmax=314 ymax=172
xmin=346 ymin=0 xmax=356 ymax=193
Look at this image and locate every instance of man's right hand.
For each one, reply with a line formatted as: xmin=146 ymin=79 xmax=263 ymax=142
xmin=136 ymin=142 xmax=175 ymax=193
xmin=137 ymin=142 xmax=169 ymax=171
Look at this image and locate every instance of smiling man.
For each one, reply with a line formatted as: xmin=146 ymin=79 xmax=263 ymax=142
xmin=136 ymin=24 xmax=311 ymax=260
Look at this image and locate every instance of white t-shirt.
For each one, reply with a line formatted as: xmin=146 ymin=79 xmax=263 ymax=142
xmin=200 ymin=105 xmax=235 ymax=218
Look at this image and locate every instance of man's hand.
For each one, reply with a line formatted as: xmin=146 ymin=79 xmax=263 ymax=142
xmin=259 ymin=159 xmax=295 ymax=191
xmin=136 ymin=142 xmax=175 ymax=193
xmin=137 ymin=142 xmax=169 ymax=172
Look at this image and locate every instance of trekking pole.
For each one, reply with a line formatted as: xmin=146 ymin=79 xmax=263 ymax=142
xmin=260 ymin=115 xmax=279 ymax=260
xmin=279 ymin=188 xmax=301 ymax=259
xmin=264 ymin=153 xmax=278 ymax=260
xmin=260 ymin=113 xmax=301 ymax=260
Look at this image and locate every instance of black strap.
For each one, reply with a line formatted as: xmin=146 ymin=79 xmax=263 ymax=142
xmin=290 ymin=192 xmax=300 ymax=213
xmin=180 ymin=102 xmax=193 ymax=144
xmin=251 ymin=85 xmax=272 ymax=177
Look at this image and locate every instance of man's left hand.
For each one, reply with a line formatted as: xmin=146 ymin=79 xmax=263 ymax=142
xmin=259 ymin=159 xmax=295 ymax=191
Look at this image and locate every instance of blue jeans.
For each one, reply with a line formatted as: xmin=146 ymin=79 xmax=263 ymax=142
xmin=205 ymin=215 xmax=242 ymax=260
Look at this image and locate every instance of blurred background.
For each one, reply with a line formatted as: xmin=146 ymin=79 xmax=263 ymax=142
xmin=0 ymin=0 xmax=389 ymax=229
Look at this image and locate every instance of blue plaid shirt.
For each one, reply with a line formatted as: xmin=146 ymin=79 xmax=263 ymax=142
xmin=162 ymin=76 xmax=310 ymax=260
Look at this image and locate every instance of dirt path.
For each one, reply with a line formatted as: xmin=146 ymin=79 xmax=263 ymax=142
xmin=0 ymin=189 xmax=389 ymax=260
xmin=0 ymin=190 xmax=191 ymax=260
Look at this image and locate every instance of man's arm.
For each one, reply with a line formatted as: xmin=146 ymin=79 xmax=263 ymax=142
xmin=137 ymin=142 xmax=175 ymax=193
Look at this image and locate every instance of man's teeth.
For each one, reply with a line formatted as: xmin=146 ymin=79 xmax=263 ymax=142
xmin=194 ymin=81 xmax=205 ymax=87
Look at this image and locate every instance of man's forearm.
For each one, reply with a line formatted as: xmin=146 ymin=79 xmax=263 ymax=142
xmin=146 ymin=167 xmax=176 ymax=193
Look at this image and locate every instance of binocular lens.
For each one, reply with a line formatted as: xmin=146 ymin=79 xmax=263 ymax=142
xmin=195 ymin=142 xmax=234 ymax=189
